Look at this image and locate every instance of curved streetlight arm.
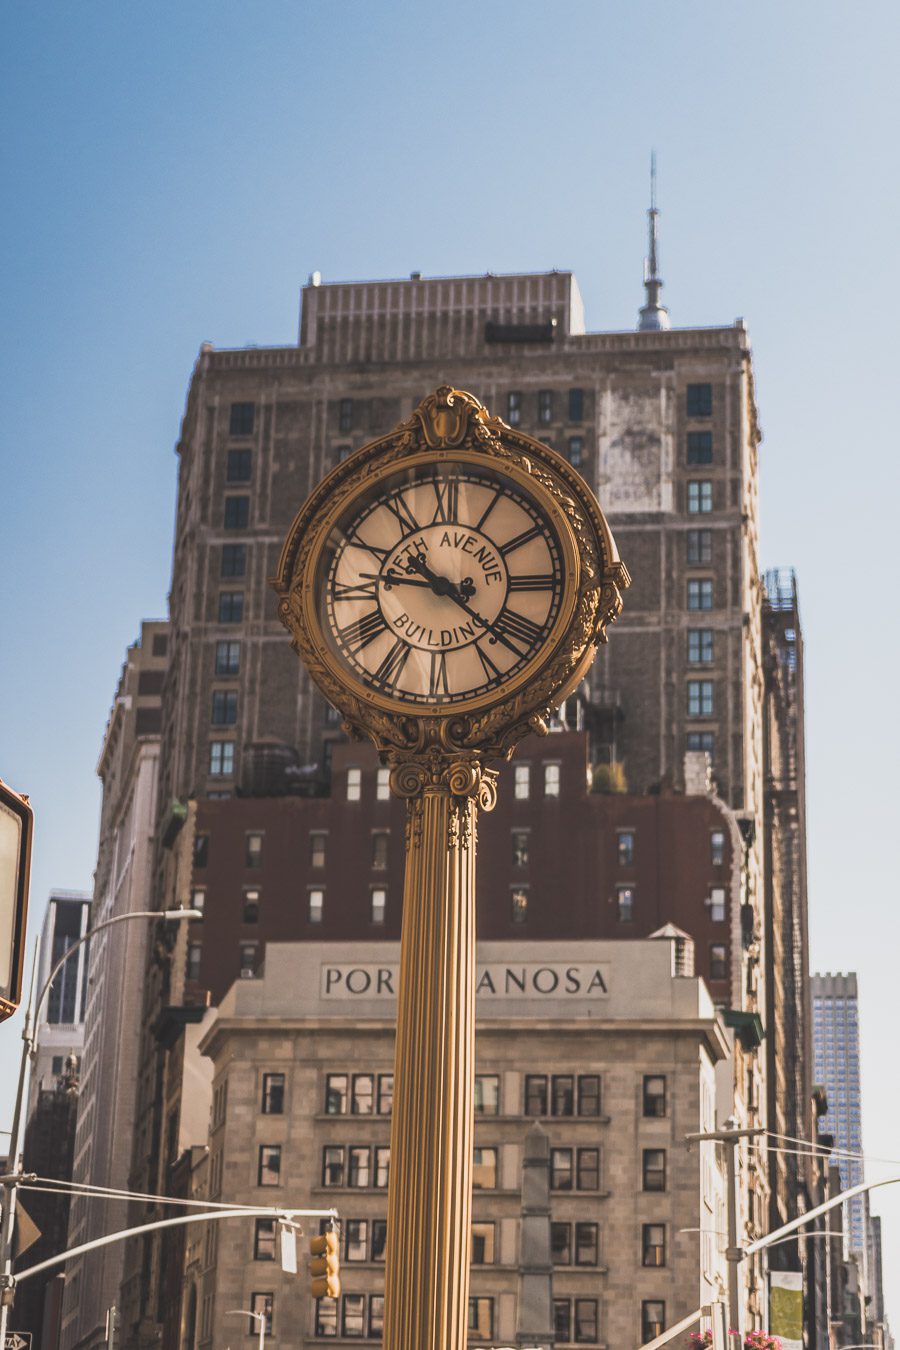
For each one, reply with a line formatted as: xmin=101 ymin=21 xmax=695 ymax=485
xmin=227 ymin=1306 xmax=267 ymax=1348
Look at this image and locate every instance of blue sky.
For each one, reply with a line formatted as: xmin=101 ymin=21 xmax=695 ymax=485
xmin=3 ymin=0 xmax=899 ymax=1314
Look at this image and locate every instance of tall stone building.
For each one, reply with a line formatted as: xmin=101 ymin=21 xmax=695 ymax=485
xmin=28 ymin=890 xmax=92 ymax=1115
xmin=60 ymin=622 xmax=169 ymax=1350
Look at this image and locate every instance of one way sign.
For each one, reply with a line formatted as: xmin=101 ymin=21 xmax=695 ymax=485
xmin=6 ymin=1332 xmax=33 ymax=1349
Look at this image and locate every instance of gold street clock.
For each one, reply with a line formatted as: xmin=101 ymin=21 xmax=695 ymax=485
xmin=273 ymin=386 xmax=629 ymax=762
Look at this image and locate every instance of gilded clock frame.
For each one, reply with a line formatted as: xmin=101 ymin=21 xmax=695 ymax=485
xmin=272 ymin=385 xmax=630 ymax=764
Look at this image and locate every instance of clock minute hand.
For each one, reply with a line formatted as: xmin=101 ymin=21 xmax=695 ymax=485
xmin=403 ymin=553 xmax=522 ymax=659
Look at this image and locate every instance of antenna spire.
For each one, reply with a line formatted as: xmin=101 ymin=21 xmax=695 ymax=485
xmin=638 ymin=151 xmax=670 ymax=332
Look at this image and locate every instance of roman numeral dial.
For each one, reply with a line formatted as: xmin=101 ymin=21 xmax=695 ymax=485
xmin=321 ymin=462 xmax=568 ymax=707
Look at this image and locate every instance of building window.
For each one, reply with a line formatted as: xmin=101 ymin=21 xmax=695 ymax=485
xmin=374 ymin=1146 xmax=390 ymax=1188
xmin=257 ymin=1145 xmax=281 ymax=1187
xmin=507 ymin=391 xmax=522 ymax=426
xmin=253 ymin=1218 xmax=276 ymax=1260
xmin=325 ymin=1074 xmax=347 ymax=1114
xmin=242 ymin=888 xmax=260 ymax=923
xmin=554 ymin=1301 xmax=572 ymax=1344
xmin=338 ymin=398 xmax=354 ymax=432
xmin=550 ymin=1148 xmax=573 ymax=1190
xmin=514 ymin=764 xmax=530 ymax=799
xmin=567 ymin=436 xmax=584 ymax=467
xmin=568 ymin=388 xmax=584 ymax=422
xmin=315 ymin=1301 xmax=337 ymax=1337
xmin=227 ymin=448 xmax=252 ymax=482
xmin=687 ymin=480 xmax=713 ymax=513
xmin=348 ymin=1146 xmax=370 ymax=1188
xmin=688 ymin=628 xmax=714 ymax=663
xmin=538 ymin=389 xmax=553 ymax=423
xmin=544 ymin=762 xmax=561 ymax=797
xmin=244 ymin=832 xmax=263 ymax=868
xmin=688 ymin=680 xmax=714 ymax=717
xmin=686 ymin=383 xmax=712 ymax=417
xmin=642 ymin=1223 xmax=666 ymax=1266
xmin=376 ymin=767 xmax=390 ymax=800
xmin=688 ymin=731 xmax=715 ymax=754
xmin=347 ymin=767 xmax=362 ymax=801
xmin=687 ymin=528 xmax=712 ymax=564
xmin=343 ymin=1295 xmax=365 ymax=1337
xmin=351 ymin=1075 xmax=374 ymax=1115
xmin=511 ymin=829 xmax=530 ymax=866
xmin=377 ymin=1074 xmax=393 ymax=1115
xmin=224 ymin=495 xmax=250 ymax=529
xmin=711 ymin=830 xmax=726 ymax=866
xmin=261 ymin=1073 xmax=284 ymax=1114
xmin=642 ymin=1148 xmax=667 ymax=1191
xmin=643 ymin=1075 xmax=666 ymax=1117
xmin=371 ymin=832 xmax=389 ymax=869
xmin=240 ymin=941 xmax=259 ymax=974
xmin=309 ymin=889 xmax=324 ymax=924
xmin=710 ymin=944 xmax=728 ymax=980
xmin=642 ymin=1301 xmax=666 ymax=1343
xmin=208 ymin=741 xmax=234 ymax=777
xmin=709 ymin=888 xmax=727 ymax=923
xmin=525 ymin=1075 xmax=548 ymax=1117
xmin=322 ymin=1146 xmax=346 ymax=1187
xmin=336 ymin=444 xmax=352 ymax=463
xmin=468 ymin=1297 xmax=494 ymax=1341
xmin=471 ymin=1222 xmax=496 ymax=1264
xmin=474 ymin=1075 xmax=500 ymax=1115
xmin=191 ymin=888 xmax=205 ymax=915
xmin=370 ymin=888 xmax=387 ymax=924
xmin=617 ymin=885 xmax=634 ymax=922
xmin=577 ymin=1148 xmax=599 ymax=1190
xmin=344 ymin=1219 xmax=368 ymax=1262
xmin=472 ymin=1147 xmax=497 ymax=1189
xmin=687 ymin=579 xmax=714 ymax=611
xmin=511 ymin=887 xmax=528 ymax=923
xmin=211 ymin=689 xmax=237 ymax=725
xmin=215 ymin=639 xmax=241 ymax=675
xmin=617 ymin=830 xmax=634 ymax=865
xmin=575 ymin=1299 xmax=599 ymax=1343
xmin=310 ymin=832 xmax=326 ymax=868
xmin=249 ymin=1293 xmax=273 ymax=1337
xmin=194 ymin=833 xmax=209 ymax=868
xmin=578 ymin=1075 xmax=601 ymax=1116
xmin=551 ymin=1222 xmax=572 ymax=1265
xmin=368 ymin=1295 xmax=385 ymax=1339
xmin=186 ymin=941 xmax=202 ymax=982
xmin=576 ymin=1222 xmax=599 ymax=1266
xmin=687 ymin=431 xmax=713 ymax=464
xmin=229 ymin=402 xmax=255 ymax=436
xmin=221 ymin=543 xmax=247 ymax=577
xmin=217 ymin=590 xmax=244 ymax=623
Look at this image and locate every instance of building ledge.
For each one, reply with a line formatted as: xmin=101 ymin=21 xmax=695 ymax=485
xmin=161 ymin=799 xmax=188 ymax=848
xmin=722 ymin=1009 xmax=765 ymax=1049
xmin=152 ymin=1004 xmax=207 ymax=1049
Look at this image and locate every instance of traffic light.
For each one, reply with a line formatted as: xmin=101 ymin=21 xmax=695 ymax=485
xmin=309 ymin=1227 xmax=341 ymax=1299
xmin=0 ymin=778 xmax=33 ymax=1023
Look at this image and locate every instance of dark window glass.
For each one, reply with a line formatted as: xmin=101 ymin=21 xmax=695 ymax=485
xmin=369 ymin=1296 xmax=385 ymax=1338
xmin=617 ymin=886 xmax=634 ymax=922
xmin=261 ymin=1072 xmax=284 ymax=1114
xmin=575 ymin=1299 xmax=598 ymax=1343
xmin=377 ymin=1073 xmax=393 ymax=1115
xmin=325 ymin=1074 xmax=347 ymax=1114
xmin=344 ymin=1219 xmax=368 ymax=1261
xmin=567 ymin=436 xmax=583 ymax=467
xmin=193 ymin=834 xmax=209 ymax=868
xmin=374 ymin=1146 xmax=390 ymax=1188
xmin=246 ymin=833 xmax=263 ymax=867
xmin=575 ymin=1222 xmax=599 ymax=1266
xmin=617 ymin=831 xmax=634 ymax=865
xmin=688 ymin=629 xmax=714 ymax=664
xmin=711 ymin=831 xmax=726 ymax=866
xmin=687 ymin=579 xmax=714 ymax=611
xmin=687 ymin=528 xmax=712 ymax=564
xmin=474 ymin=1075 xmax=499 ymax=1115
xmin=254 ymin=1218 xmax=276 ymax=1260
xmin=687 ymin=480 xmax=713 ymax=513
xmin=250 ymin=1293 xmax=273 ymax=1336
xmin=218 ymin=591 xmax=244 ymax=623
xmin=642 ymin=1301 xmax=666 ymax=1342
xmin=688 ymin=679 xmax=714 ymax=716
xmin=257 ymin=1145 xmax=281 ymax=1186
xmin=643 ymin=1075 xmax=667 ymax=1117
xmin=710 ymin=944 xmax=728 ymax=980
xmin=551 ymin=1222 xmax=571 ymax=1265
xmin=468 ymin=1297 xmax=493 ymax=1340
xmin=577 ymin=1148 xmax=599 ymax=1190
xmin=227 ymin=448 xmax=252 ymax=482
xmin=310 ymin=832 xmax=326 ymax=867
xmin=347 ymin=1146 xmax=370 ymax=1188
xmin=512 ymin=830 xmax=529 ymax=866
xmin=688 ymin=731 xmax=715 ymax=754
xmin=578 ymin=1075 xmax=601 ymax=1117
xmin=538 ymin=389 xmax=553 ymax=423
xmin=525 ymin=1074 xmax=548 ymax=1116
xmin=351 ymin=1074 xmax=374 ymax=1115
xmin=568 ymin=388 xmax=584 ymax=422
xmin=208 ymin=741 xmax=234 ymax=777
xmin=224 ymin=496 xmax=250 ymax=529
xmin=371 ymin=1220 xmax=387 ymax=1261
xmin=221 ymin=543 xmax=247 ymax=577
xmin=472 ymin=1147 xmax=497 ymax=1189
xmin=552 ymin=1075 xmax=574 ymax=1116
xmin=242 ymin=889 xmax=260 ymax=923
xmin=186 ymin=941 xmax=201 ymax=983
xmin=372 ymin=832 xmax=389 ymax=869
xmin=342 ymin=1294 xmax=365 ymax=1338
xmin=554 ymin=1300 xmax=571 ymax=1343
xmin=339 ymin=398 xmax=354 ymax=431
xmin=211 ymin=689 xmax=237 ymax=725
xmin=322 ymin=1146 xmax=344 ymax=1186
xmin=137 ymin=669 xmax=164 ymax=695
xmin=686 ymin=383 xmax=712 ymax=417
xmin=550 ymin=1148 xmax=573 ymax=1191
xmin=239 ymin=941 xmax=258 ymax=972
xmin=471 ymin=1222 xmax=495 ymax=1264
xmin=507 ymin=391 xmax=522 ymax=426
xmin=215 ymin=640 xmax=240 ymax=675
xmin=229 ymin=402 xmax=255 ymax=436
xmin=643 ymin=1148 xmax=667 ymax=1191
xmin=152 ymin=633 xmax=168 ymax=656
xmin=642 ymin=1223 xmax=666 ymax=1267
xmin=687 ymin=431 xmax=713 ymax=463
xmin=315 ymin=1300 xmax=337 ymax=1337
xmin=511 ymin=888 xmax=528 ymax=923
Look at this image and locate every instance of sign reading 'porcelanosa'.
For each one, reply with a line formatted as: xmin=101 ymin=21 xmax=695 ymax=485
xmin=321 ymin=962 xmax=610 ymax=1000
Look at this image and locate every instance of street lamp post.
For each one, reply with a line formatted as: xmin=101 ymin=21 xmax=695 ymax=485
xmin=226 ymin=1307 xmax=267 ymax=1350
xmin=0 ymin=906 xmax=201 ymax=1341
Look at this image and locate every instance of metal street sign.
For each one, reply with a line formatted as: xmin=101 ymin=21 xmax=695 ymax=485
xmin=0 ymin=779 xmax=33 ymax=1022
xmin=6 ymin=1331 xmax=34 ymax=1349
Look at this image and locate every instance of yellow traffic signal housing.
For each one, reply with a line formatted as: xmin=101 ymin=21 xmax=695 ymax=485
xmin=309 ymin=1230 xmax=341 ymax=1299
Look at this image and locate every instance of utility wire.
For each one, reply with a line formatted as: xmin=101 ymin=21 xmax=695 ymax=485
xmin=19 ymin=1176 xmax=287 ymax=1215
xmin=760 ymin=1131 xmax=900 ymax=1168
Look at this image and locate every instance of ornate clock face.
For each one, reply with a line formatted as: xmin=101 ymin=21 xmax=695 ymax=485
xmin=317 ymin=461 xmax=567 ymax=707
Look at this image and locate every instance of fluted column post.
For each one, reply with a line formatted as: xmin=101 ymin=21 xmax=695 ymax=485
xmin=382 ymin=756 xmax=496 ymax=1350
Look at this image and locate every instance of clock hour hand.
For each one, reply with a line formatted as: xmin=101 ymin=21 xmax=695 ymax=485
xmin=358 ymin=570 xmax=433 ymax=590
xmin=403 ymin=553 xmax=476 ymax=603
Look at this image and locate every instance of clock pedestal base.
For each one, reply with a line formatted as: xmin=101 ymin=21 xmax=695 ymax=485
xmin=383 ymin=759 xmax=496 ymax=1350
